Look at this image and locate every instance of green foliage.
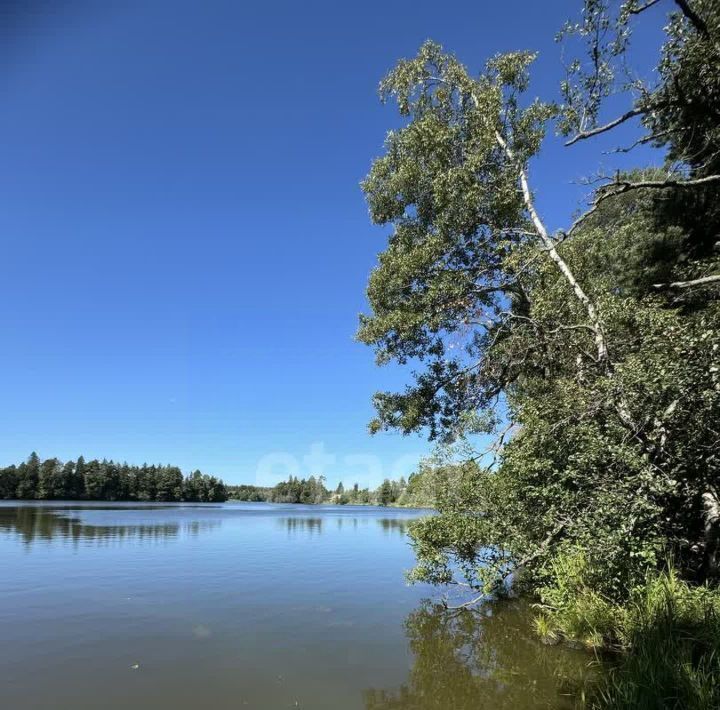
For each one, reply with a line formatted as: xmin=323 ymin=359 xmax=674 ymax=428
xmin=0 ymin=453 xmax=228 ymax=502
xmin=377 ymin=479 xmax=395 ymax=506
xmin=341 ymin=481 xmax=373 ymax=505
xmin=228 ymin=476 xmax=422 ymax=507
xmin=404 ymin=200 xmax=720 ymax=598
xmin=182 ymin=469 xmax=228 ymax=502
xmin=536 ymin=550 xmax=622 ymax=648
xmin=269 ymin=475 xmax=329 ymax=504
xmin=559 ymin=0 xmax=720 ymax=267
xmin=361 ymin=0 xmax=720 ymax=609
xmin=227 ymin=484 xmax=272 ymax=502
xmin=358 ymin=40 xmax=556 ymax=441
xmin=395 ymin=466 xmax=440 ymax=508
xmin=15 ymin=452 xmax=40 ymax=500
xmin=360 ymin=12 xmax=720 ymax=710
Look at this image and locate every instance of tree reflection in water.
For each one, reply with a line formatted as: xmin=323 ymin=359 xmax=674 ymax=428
xmin=365 ymin=599 xmax=595 ymax=710
xmin=277 ymin=516 xmax=412 ymax=537
xmin=376 ymin=518 xmax=410 ymax=536
xmin=278 ymin=517 xmax=324 ymax=536
xmin=0 ymin=505 xmax=220 ymax=547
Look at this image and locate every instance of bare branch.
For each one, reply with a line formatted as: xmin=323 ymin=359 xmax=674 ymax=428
xmin=467 ymin=421 xmax=518 ymax=468
xmin=566 ymin=173 xmax=720 ymax=237
xmin=653 ymin=274 xmax=720 ymax=289
xmin=596 ymin=173 xmax=720 ymax=200
xmin=445 ymin=592 xmax=487 ymax=610
xmin=565 ymin=107 xmax=645 ymax=146
xmin=497 ymin=311 xmax=597 ymax=337
xmin=629 ymin=0 xmax=662 ymax=14
xmin=602 ymin=132 xmax=659 ymax=154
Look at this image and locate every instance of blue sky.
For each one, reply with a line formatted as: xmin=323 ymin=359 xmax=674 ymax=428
xmin=0 ymin=0 xmax=665 ymax=486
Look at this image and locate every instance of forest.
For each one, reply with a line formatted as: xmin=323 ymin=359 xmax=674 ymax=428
xmin=358 ymin=0 xmax=720 ymax=706
xmin=0 ymin=453 xmax=228 ymax=502
xmin=0 ymin=453 xmax=431 ymax=508
xmin=228 ymin=471 xmax=435 ymax=507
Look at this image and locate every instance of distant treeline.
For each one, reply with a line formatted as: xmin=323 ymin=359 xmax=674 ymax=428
xmin=0 ymin=453 xmax=228 ymax=502
xmin=227 ymin=477 xmax=328 ymax=504
xmin=228 ymin=470 xmax=435 ymax=507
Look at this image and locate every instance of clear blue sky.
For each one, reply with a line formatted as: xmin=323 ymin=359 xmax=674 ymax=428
xmin=0 ymin=0 xmax=665 ymax=486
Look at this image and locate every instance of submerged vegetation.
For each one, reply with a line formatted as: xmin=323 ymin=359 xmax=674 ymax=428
xmin=0 ymin=452 xmax=228 ymax=502
xmin=359 ymin=0 xmax=720 ymax=705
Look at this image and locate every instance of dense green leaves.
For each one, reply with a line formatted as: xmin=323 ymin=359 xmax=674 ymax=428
xmin=269 ymin=475 xmax=329 ymax=504
xmin=358 ymin=41 xmax=558 ymax=441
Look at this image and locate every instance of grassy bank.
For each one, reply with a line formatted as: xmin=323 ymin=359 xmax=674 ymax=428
xmin=533 ymin=565 xmax=720 ymax=709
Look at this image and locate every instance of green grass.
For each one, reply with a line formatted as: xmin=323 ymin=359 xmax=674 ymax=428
xmin=591 ymin=569 xmax=720 ymax=710
xmin=534 ymin=555 xmax=720 ymax=708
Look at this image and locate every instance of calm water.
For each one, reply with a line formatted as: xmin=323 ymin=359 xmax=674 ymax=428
xmin=1 ymin=502 xmax=592 ymax=709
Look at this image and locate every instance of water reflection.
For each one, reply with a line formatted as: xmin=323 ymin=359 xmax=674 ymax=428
xmin=364 ymin=600 xmax=593 ymax=710
xmin=278 ymin=517 xmax=324 ymax=536
xmin=376 ymin=518 xmax=410 ymax=536
xmin=0 ymin=505 xmax=220 ymax=547
xmin=276 ymin=515 xmax=413 ymax=537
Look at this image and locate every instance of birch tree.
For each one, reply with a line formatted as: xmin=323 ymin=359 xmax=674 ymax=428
xmin=359 ymin=0 xmax=720 ymax=597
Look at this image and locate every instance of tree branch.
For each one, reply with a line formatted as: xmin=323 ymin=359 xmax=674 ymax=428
xmin=565 ymin=107 xmax=645 ymax=146
xmin=602 ymin=132 xmax=660 ymax=154
xmin=467 ymin=87 xmax=612 ymax=365
xmin=445 ymin=522 xmax=567 ymax=609
xmin=653 ymin=274 xmax=720 ymax=289
xmin=566 ymin=173 xmax=720 ymax=237
xmin=674 ymin=0 xmax=711 ymax=40
xmin=629 ymin=0 xmax=662 ymax=14
xmin=492 ymin=128 xmax=610 ymax=363
xmin=597 ymin=173 xmax=720 ymax=200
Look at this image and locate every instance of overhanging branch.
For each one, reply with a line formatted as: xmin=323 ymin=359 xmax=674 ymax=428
xmin=566 ymin=173 xmax=720 ymax=237
xmin=629 ymin=0 xmax=662 ymax=14
xmin=445 ymin=522 xmax=567 ymax=610
xmin=595 ymin=173 xmax=720 ymax=199
xmin=565 ymin=107 xmax=645 ymax=146
xmin=653 ymin=274 xmax=720 ymax=289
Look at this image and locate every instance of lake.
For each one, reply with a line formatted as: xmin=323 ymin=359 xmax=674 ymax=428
xmin=1 ymin=501 xmax=592 ymax=709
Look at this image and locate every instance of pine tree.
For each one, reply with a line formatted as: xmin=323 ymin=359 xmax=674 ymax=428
xmin=0 ymin=466 xmax=18 ymax=499
xmin=38 ymin=458 xmax=60 ymax=499
xmin=378 ymin=479 xmax=394 ymax=506
xmin=16 ymin=452 xmax=40 ymax=499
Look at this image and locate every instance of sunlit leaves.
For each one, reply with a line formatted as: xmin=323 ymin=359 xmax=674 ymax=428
xmin=359 ymin=42 xmax=554 ymax=440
